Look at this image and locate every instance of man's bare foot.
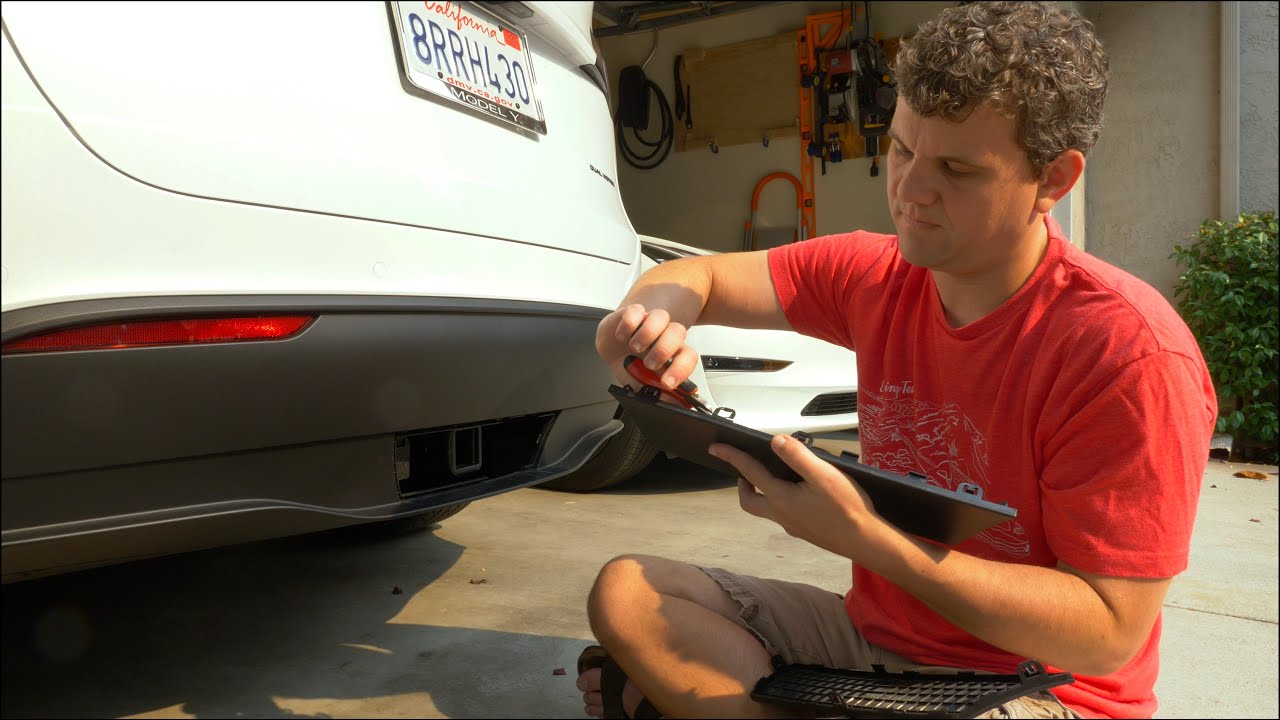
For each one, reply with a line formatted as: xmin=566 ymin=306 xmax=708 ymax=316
xmin=576 ymin=666 xmax=649 ymax=718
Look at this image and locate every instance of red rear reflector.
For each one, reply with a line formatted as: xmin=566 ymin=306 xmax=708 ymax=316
xmin=2 ymin=316 xmax=314 ymax=355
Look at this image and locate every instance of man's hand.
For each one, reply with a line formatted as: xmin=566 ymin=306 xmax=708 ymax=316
xmin=596 ymin=304 xmax=700 ymax=391
xmin=595 ymin=251 xmax=789 ymax=392
xmin=712 ymin=437 xmax=1173 ymax=677
xmin=708 ymin=435 xmax=900 ymax=563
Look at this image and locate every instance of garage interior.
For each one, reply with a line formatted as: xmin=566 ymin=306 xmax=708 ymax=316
xmin=591 ymin=1 xmax=955 ymax=255
xmin=589 ymin=1 xmax=1235 ymax=309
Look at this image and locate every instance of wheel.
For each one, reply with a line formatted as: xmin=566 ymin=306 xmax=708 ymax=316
xmin=541 ymin=411 xmax=659 ymax=492
xmin=329 ymin=502 xmax=470 ymax=542
xmin=385 ymin=502 xmax=470 ymax=532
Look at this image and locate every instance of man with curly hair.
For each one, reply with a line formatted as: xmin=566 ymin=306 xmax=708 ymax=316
xmin=575 ymin=2 xmax=1216 ymax=718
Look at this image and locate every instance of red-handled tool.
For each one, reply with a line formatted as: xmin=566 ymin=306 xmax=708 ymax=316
xmin=623 ymin=355 xmax=712 ymax=414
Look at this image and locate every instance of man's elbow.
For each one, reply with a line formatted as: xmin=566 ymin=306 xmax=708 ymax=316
xmin=1057 ymin=565 xmax=1170 ymax=677
xmin=1073 ymin=634 xmax=1147 ymax=677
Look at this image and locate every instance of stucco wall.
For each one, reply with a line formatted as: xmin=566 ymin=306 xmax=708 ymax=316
xmin=599 ymin=2 xmax=952 ymax=253
xmin=1080 ymin=1 xmax=1220 ymax=302
xmin=1240 ymin=1 xmax=1279 ymax=214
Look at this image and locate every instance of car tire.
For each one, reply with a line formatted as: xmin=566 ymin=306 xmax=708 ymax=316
xmin=389 ymin=502 xmax=471 ymax=532
xmin=332 ymin=502 xmax=471 ymax=542
xmin=542 ymin=411 xmax=659 ymax=492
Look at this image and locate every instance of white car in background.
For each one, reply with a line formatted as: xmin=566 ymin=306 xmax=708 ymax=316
xmin=544 ymin=236 xmax=859 ymax=491
xmin=1 ymin=1 xmax=637 ymax=581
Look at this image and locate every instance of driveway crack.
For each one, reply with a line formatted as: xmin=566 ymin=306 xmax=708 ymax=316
xmin=1164 ymin=603 xmax=1279 ymax=624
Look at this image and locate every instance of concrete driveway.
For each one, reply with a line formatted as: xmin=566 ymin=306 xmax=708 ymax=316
xmin=2 ymin=435 xmax=1276 ymax=719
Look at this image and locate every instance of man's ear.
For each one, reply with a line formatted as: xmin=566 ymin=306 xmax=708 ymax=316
xmin=1033 ymin=149 xmax=1085 ymax=215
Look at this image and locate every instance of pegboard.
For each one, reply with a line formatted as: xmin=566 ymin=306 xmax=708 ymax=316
xmin=674 ymin=31 xmax=800 ymax=152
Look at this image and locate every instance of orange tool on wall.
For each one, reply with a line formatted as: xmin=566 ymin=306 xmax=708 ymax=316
xmin=796 ymin=7 xmax=861 ymax=241
xmin=743 ymin=172 xmax=804 ymax=251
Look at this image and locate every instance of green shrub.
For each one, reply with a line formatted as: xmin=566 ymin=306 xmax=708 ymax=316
xmin=1171 ymin=211 xmax=1278 ymax=463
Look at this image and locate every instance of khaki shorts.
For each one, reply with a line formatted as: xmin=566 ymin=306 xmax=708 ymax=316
xmin=697 ymin=565 xmax=1081 ymax=720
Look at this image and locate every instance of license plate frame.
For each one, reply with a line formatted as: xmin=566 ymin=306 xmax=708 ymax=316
xmin=388 ymin=1 xmax=547 ymax=134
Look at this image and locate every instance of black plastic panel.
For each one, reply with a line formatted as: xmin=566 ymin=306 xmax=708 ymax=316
xmin=801 ymin=391 xmax=858 ymax=416
xmin=1 ymin=295 xmax=613 ymax=478
xmin=0 ymin=415 xmax=621 ymax=582
xmin=611 ymin=384 xmax=1016 ymax=546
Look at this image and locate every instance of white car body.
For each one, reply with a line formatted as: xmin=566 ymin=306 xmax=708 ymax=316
xmin=1 ymin=1 xmax=638 ymax=580
xmin=1 ymin=1 xmax=630 ymax=308
xmin=640 ymin=236 xmax=859 ymax=435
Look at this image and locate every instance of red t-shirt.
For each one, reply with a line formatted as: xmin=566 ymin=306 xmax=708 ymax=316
xmin=767 ymin=216 xmax=1217 ymax=718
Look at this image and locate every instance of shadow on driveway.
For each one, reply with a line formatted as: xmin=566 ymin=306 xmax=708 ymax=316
xmin=2 ymin=524 xmax=587 ymax=718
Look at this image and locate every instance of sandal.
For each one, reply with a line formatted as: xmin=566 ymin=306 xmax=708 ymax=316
xmin=577 ymin=644 xmax=663 ymax=719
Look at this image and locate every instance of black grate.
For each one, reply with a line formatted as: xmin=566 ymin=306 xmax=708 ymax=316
xmin=751 ymin=661 xmax=1073 ymax=719
xmin=801 ymin=391 xmax=858 ymax=416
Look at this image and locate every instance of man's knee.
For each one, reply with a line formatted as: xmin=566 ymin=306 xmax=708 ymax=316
xmin=587 ymin=554 xmax=662 ymax=633
xmin=589 ymin=552 xmax=699 ymax=600
xmin=587 ymin=554 xmax=740 ymax=640
xmin=587 ymin=554 xmax=695 ymax=637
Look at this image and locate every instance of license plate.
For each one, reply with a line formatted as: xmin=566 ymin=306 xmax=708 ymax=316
xmin=390 ymin=1 xmax=547 ymax=134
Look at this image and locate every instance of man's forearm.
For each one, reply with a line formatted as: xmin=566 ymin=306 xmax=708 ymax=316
xmin=617 ymin=257 xmax=714 ymax=329
xmin=862 ymin=530 xmax=1139 ymax=677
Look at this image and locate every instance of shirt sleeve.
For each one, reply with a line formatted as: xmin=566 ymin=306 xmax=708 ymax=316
xmin=767 ymin=232 xmax=896 ymax=352
xmin=1038 ymin=351 xmax=1217 ymax=578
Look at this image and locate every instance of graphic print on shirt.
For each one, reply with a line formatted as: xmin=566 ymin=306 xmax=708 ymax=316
xmin=856 ymin=381 xmax=1030 ymax=558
